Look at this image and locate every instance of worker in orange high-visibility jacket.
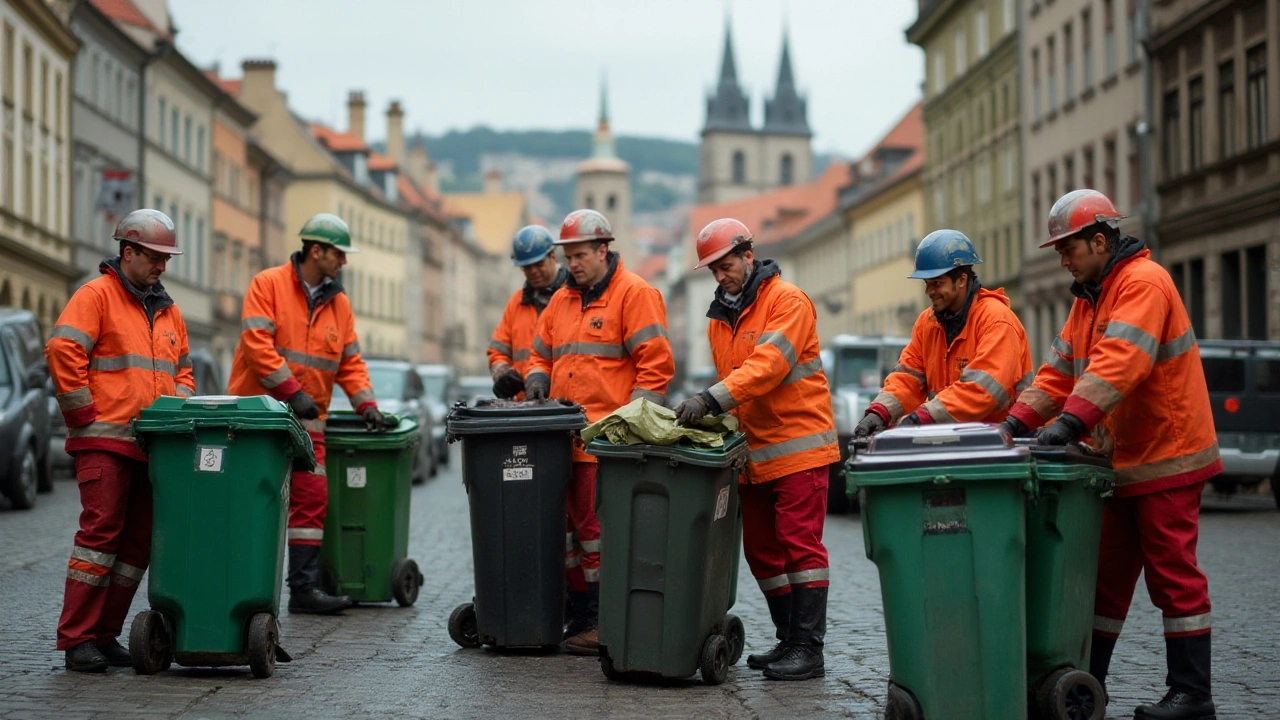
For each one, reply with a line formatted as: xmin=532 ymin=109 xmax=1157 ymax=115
xmin=228 ymin=212 xmax=393 ymax=617
xmin=673 ymin=219 xmax=839 ymax=682
xmin=525 ymin=208 xmax=675 ymax=655
xmin=1002 ymin=189 xmax=1221 ymax=720
xmin=853 ymin=229 xmax=1033 ymax=438
xmin=46 ymin=210 xmax=196 ymax=673
xmin=487 ymin=225 xmax=568 ymax=399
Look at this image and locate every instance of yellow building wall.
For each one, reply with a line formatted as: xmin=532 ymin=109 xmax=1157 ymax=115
xmin=848 ymin=175 xmax=928 ymax=337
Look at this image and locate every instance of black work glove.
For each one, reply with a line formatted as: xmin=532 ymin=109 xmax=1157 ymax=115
xmin=674 ymin=395 xmax=710 ymax=426
xmin=492 ymin=368 xmax=525 ymax=399
xmin=525 ymin=375 xmax=549 ymax=401
xmin=999 ymin=415 xmax=1031 ymax=439
xmin=361 ymin=405 xmax=396 ymax=431
xmin=897 ymin=412 xmax=921 ymax=427
xmin=286 ymin=390 xmax=320 ymax=420
xmin=853 ymin=412 xmax=886 ymax=439
xmin=1035 ymin=412 xmax=1086 ymax=447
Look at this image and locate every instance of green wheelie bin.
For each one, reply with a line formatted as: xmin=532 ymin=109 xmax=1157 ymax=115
xmin=590 ymin=433 xmax=747 ymax=686
xmin=319 ymin=411 xmax=422 ymax=606
xmin=130 ymin=395 xmax=314 ymax=679
xmin=1023 ymin=441 xmax=1114 ymax=720
xmin=847 ymin=423 xmax=1034 ymax=720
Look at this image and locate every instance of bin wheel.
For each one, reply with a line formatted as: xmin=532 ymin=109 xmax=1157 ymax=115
xmin=885 ymin=682 xmax=923 ymax=720
xmin=391 ymin=558 xmax=423 ymax=607
xmin=129 ymin=610 xmax=171 ymax=675
xmin=600 ymin=652 xmax=625 ymax=681
xmin=1036 ymin=667 xmax=1105 ymax=720
xmin=448 ymin=602 xmax=480 ymax=648
xmin=699 ymin=634 xmax=730 ymax=685
xmin=246 ymin=613 xmax=280 ymax=679
xmin=724 ymin=614 xmax=745 ymax=665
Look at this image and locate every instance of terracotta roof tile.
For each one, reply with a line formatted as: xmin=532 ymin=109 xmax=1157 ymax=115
xmin=367 ymin=152 xmax=397 ymax=171
xmin=92 ymin=0 xmax=169 ymax=38
xmin=309 ymin=123 xmax=370 ymax=154
xmin=202 ymin=71 xmax=241 ymax=98
xmin=688 ymin=161 xmax=852 ymax=248
xmin=634 ymin=254 xmax=668 ymax=283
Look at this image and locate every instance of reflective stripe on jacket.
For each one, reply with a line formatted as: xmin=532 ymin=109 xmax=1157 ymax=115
xmin=526 ymin=257 xmax=674 ymax=463
xmin=874 ymin=288 xmax=1033 ymax=424
xmin=1008 ymin=248 xmax=1221 ymax=497
xmin=227 ymin=259 xmax=374 ymax=431
xmin=45 ymin=264 xmax=195 ymax=460
xmin=489 ymin=288 xmax=541 ymax=378
xmin=707 ymin=274 xmax=839 ymax=484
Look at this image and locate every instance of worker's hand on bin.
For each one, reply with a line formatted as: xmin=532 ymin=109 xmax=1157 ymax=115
xmin=674 ymin=395 xmax=710 ymax=426
xmin=853 ymin=411 xmax=886 ymax=439
xmin=1034 ymin=412 xmax=1085 ymax=447
xmin=525 ymin=376 xmax=549 ymax=401
xmin=492 ymin=368 xmax=525 ymax=399
xmin=286 ymin=390 xmax=321 ymax=420
xmin=361 ymin=405 xmax=397 ymax=431
xmin=999 ymin=415 xmax=1031 ymax=439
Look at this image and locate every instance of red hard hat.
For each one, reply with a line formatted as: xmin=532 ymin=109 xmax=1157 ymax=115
xmin=1042 ymin=189 xmax=1125 ymax=248
xmin=694 ymin=218 xmax=752 ymax=269
xmin=112 ymin=209 xmax=182 ymax=255
xmin=556 ymin=209 xmax=613 ymax=245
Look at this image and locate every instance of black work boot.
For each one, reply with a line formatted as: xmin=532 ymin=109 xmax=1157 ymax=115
xmin=97 ymin=638 xmax=132 ymax=667
xmin=564 ymin=590 xmax=591 ymax=640
xmin=747 ymin=591 xmax=792 ymax=670
xmin=564 ymin=582 xmax=600 ymax=656
xmin=1089 ymin=633 xmax=1117 ymax=700
xmin=763 ymin=585 xmax=826 ymax=681
xmin=286 ymin=545 xmax=352 ymax=615
xmin=1136 ymin=633 xmax=1215 ymax=720
xmin=65 ymin=641 xmax=108 ymax=673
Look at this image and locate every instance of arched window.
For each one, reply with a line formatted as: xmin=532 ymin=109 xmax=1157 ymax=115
xmin=21 ymin=288 xmax=31 ymax=311
xmin=732 ymin=151 xmax=746 ymax=184
xmin=0 ymin=280 xmax=10 ymax=306
xmin=607 ymin=194 xmax=617 ymax=211
xmin=780 ymin=153 xmax=795 ymax=186
xmin=585 ymin=194 xmax=595 ymax=209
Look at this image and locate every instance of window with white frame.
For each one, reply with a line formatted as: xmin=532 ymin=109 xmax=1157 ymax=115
xmin=955 ymin=29 xmax=967 ymax=75
xmin=976 ymin=8 xmax=989 ymax=57
xmin=932 ymin=51 xmax=945 ymax=94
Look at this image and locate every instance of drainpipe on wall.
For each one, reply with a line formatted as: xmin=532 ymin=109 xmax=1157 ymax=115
xmin=135 ymin=39 xmax=172 ymax=210
xmin=1137 ymin=0 xmax=1158 ymax=258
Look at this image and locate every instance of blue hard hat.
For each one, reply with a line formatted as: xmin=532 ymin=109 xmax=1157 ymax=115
xmin=908 ymin=229 xmax=983 ymax=279
xmin=511 ymin=225 xmax=555 ymax=267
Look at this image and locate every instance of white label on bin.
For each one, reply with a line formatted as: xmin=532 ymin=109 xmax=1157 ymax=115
xmin=512 ymin=445 xmax=528 ymax=457
xmin=503 ymin=467 xmax=533 ymax=481
xmin=714 ymin=485 xmax=730 ymax=521
xmin=347 ymin=466 xmax=368 ymax=489
xmin=196 ymin=446 xmax=224 ymax=473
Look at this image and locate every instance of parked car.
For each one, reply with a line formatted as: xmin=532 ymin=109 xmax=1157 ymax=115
xmin=0 ymin=308 xmax=54 ymax=509
xmin=1199 ymin=339 xmax=1280 ymax=509
xmin=452 ymin=375 xmax=494 ymax=408
xmin=415 ymin=364 xmax=455 ymax=467
xmin=330 ymin=357 xmax=437 ymax=483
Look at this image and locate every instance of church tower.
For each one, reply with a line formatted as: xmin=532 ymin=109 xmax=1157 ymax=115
xmin=761 ymin=31 xmax=813 ymax=189
xmin=575 ymin=78 xmax=634 ymax=267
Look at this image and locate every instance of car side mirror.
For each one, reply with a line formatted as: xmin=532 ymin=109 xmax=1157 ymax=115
xmin=25 ymin=365 xmax=48 ymax=391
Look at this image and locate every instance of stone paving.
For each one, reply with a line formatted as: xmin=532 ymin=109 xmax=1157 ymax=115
xmin=0 ymin=448 xmax=1276 ymax=719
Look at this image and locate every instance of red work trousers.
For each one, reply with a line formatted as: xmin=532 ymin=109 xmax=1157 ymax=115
xmin=565 ymin=462 xmax=601 ymax=584
xmin=56 ymin=451 xmax=152 ymax=650
xmin=287 ymin=431 xmax=328 ymax=546
xmin=1093 ymin=481 xmax=1212 ymax=639
xmin=739 ymin=465 xmax=830 ymax=597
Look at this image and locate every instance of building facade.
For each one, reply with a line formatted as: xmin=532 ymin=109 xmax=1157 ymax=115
xmin=575 ymin=83 xmax=634 ymax=267
xmin=1149 ymin=0 xmax=1279 ymax=340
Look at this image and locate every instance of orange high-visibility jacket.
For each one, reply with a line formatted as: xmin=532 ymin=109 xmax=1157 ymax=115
xmin=705 ymin=267 xmax=839 ymax=484
xmin=527 ymin=255 xmax=674 ymax=463
xmin=488 ymin=273 xmax=565 ymax=377
xmin=1008 ymin=246 xmax=1221 ymax=497
xmin=227 ymin=257 xmax=374 ymax=432
xmin=45 ymin=261 xmax=196 ymax=461
xmin=874 ymin=288 xmax=1034 ymax=424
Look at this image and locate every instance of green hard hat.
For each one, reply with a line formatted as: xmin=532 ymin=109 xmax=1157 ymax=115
xmin=298 ymin=213 xmax=360 ymax=253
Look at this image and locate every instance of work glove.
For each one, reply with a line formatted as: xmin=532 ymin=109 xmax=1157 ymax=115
xmin=1035 ymin=412 xmax=1086 ymax=447
xmin=525 ymin=375 xmax=550 ymax=401
xmin=286 ymin=390 xmax=320 ymax=420
xmin=853 ymin=411 xmax=886 ymax=440
xmin=896 ymin=412 xmax=921 ymax=427
xmin=492 ymin=367 xmax=525 ymax=399
xmin=361 ymin=405 xmax=397 ymax=431
xmin=674 ymin=395 xmax=710 ymax=426
xmin=999 ymin=415 xmax=1031 ymax=439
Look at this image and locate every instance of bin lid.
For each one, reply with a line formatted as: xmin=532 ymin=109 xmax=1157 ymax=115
xmin=849 ymin=422 xmax=1030 ymax=472
xmin=447 ymin=398 xmax=587 ymax=436
xmin=324 ymin=410 xmax=420 ymax=450
xmin=587 ymin=432 xmax=748 ymax=468
xmin=1015 ymin=439 xmax=1115 ymax=491
xmin=132 ymin=395 xmax=314 ymax=465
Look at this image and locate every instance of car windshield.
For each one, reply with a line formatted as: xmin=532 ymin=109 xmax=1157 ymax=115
xmin=420 ymin=374 xmax=447 ymax=402
xmin=835 ymin=347 xmax=881 ymax=389
xmin=368 ymin=367 xmax=407 ymax=400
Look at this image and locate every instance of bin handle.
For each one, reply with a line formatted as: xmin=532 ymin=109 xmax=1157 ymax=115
xmin=930 ymin=474 xmax=952 ymax=485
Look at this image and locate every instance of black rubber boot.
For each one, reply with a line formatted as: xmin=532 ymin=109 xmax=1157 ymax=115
xmin=1089 ymin=633 xmax=1117 ymax=697
xmin=65 ymin=640 xmax=108 ymax=673
xmin=286 ymin=545 xmax=352 ymax=615
xmin=97 ymin=638 xmax=132 ymax=667
xmin=564 ymin=590 xmax=591 ymax=640
xmin=763 ymin=585 xmax=826 ymax=681
xmin=747 ymin=592 xmax=792 ymax=670
xmin=1136 ymin=633 xmax=1215 ymax=720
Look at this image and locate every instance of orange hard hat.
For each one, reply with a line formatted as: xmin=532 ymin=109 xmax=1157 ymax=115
xmin=1042 ymin=189 xmax=1126 ymax=248
xmin=694 ymin=218 xmax=753 ymax=269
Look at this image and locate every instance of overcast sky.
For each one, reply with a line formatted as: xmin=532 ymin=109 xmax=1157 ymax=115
xmin=169 ymin=0 xmax=924 ymax=159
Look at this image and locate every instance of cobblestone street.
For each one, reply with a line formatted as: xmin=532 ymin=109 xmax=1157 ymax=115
xmin=0 ymin=450 xmax=1276 ymax=719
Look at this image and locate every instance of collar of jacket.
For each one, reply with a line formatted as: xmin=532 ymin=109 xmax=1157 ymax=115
xmin=566 ymin=251 xmax=620 ymax=308
xmin=931 ymin=274 xmax=985 ymax=347
xmin=290 ymin=251 xmax=346 ymax=312
xmin=1070 ymin=236 xmax=1148 ymax=305
xmin=522 ymin=266 xmax=569 ymax=310
xmin=706 ymin=259 xmax=781 ymax=328
xmin=100 ymin=257 xmax=174 ymax=321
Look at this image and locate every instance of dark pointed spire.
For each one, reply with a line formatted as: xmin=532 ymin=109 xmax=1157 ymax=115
xmin=764 ymin=28 xmax=811 ymax=136
xmin=704 ymin=17 xmax=752 ymax=133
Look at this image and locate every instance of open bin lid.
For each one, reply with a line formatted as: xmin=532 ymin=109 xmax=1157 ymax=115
xmin=324 ymin=410 xmax=419 ymax=449
xmin=849 ymin=422 xmax=1030 ymax=472
xmin=587 ymin=432 xmax=748 ymax=468
xmin=447 ymin=398 xmax=587 ymax=436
